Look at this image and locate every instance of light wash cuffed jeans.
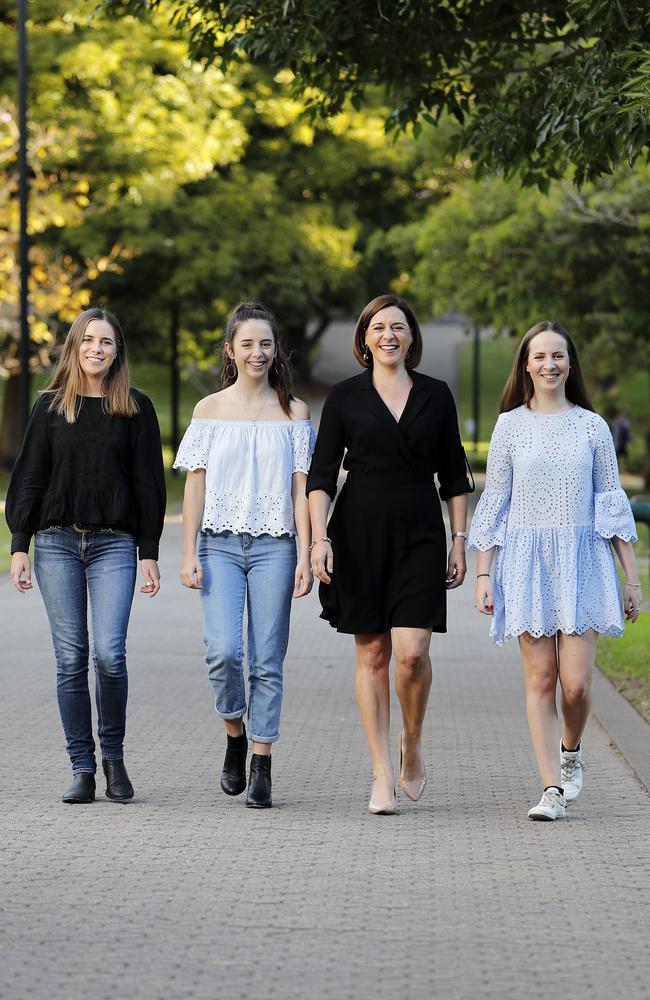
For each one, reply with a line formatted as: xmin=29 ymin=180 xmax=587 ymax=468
xmin=198 ymin=531 xmax=296 ymax=743
xmin=34 ymin=526 xmax=137 ymax=774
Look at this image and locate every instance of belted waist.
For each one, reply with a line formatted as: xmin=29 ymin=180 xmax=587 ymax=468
xmin=345 ymin=472 xmax=435 ymax=491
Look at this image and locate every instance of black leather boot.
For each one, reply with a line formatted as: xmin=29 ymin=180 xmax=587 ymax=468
xmin=246 ymin=753 xmax=272 ymax=808
xmin=221 ymin=724 xmax=248 ymax=796
xmin=62 ymin=772 xmax=96 ymax=804
xmin=102 ymin=758 xmax=134 ymax=802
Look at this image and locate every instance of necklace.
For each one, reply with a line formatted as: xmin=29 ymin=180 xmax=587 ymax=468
xmin=236 ymin=383 xmax=273 ymax=423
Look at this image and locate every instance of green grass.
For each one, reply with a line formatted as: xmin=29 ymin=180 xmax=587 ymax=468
xmin=597 ymin=613 xmax=650 ymax=722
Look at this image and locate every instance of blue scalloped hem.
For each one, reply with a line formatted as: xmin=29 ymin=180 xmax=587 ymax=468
xmin=492 ymin=623 xmax=624 ymax=646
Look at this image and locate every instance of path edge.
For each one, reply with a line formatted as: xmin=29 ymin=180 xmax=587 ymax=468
xmin=591 ymin=666 xmax=650 ymax=794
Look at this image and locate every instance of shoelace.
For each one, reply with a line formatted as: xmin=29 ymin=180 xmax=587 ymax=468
xmin=561 ymin=757 xmax=584 ymax=780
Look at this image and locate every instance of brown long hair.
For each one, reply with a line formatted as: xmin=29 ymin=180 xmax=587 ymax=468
xmin=220 ymin=302 xmax=295 ymax=418
xmin=44 ymin=307 xmax=138 ymax=423
xmin=499 ymin=321 xmax=594 ymax=413
xmin=352 ymin=293 xmax=423 ymax=369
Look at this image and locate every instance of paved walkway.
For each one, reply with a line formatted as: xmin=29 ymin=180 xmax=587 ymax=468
xmin=1 ymin=517 xmax=649 ymax=1000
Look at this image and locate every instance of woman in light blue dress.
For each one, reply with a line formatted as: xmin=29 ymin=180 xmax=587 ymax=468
xmin=174 ymin=302 xmax=314 ymax=809
xmin=469 ymin=321 xmax=641 ymax=821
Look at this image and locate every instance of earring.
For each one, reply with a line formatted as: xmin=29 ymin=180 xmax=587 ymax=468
xmin=225 ymin=360 xmax=236 ymax=379
xmin=363 ymin=346 xmax=369 ymax=363
xmin=406 ymin=347 xmax=413 ymax=360
xmin=273 ymin=356 xmax=286 ymax=376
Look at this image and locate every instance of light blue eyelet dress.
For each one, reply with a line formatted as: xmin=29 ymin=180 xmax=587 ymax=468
xmin=468 ymin=406 xmax=637 ymax=645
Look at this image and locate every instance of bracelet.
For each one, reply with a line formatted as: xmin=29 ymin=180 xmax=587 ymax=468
xmin=309 ymin=537 xmax=332 ymax=554
xmin=476 ymin=573 xmax=491 ymax=579
xmin=626 ymin=582 xmax=642 ymax=588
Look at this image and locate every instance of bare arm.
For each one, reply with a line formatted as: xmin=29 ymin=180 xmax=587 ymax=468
xmin=180 ymin=470 xmax=206 ymax=589
xmin=308 ymin=488 xmax=333 ymax=584
xmin=612 ymin=536 xmax=642 ymax=622
xmin=292 ymin=471 xmax=313 ymax=598
xmin=445 ymin=493 xmax=468 ymax=590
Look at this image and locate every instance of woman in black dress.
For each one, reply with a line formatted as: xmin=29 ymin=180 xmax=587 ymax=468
xmin=307 ymin=294 xmax=472 ymax=814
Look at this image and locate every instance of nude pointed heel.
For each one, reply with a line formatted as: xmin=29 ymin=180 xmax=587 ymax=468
xmin=368 ymin=775 xmax=396 ymax=815
xmin=398 ymin=731 xmax=427 ymax=802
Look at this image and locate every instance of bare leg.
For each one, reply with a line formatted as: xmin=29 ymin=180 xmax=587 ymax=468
xmin=558 ymin=630 xmax=596 ymax=750
xmin=392 ymin=627 xmax=432 ymax=782
xmin=518 ymin=633 xmax=561 ymax=788
xmin=354 ymin=633 xmax=393 ymax=804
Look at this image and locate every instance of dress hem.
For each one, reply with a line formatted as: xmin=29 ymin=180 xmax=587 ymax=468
xmin=492 ymin=622 xmax=624 ymax=646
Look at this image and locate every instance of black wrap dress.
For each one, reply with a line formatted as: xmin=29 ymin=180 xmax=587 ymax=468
xmin=306 ymin=369 xmax=473 ymax=634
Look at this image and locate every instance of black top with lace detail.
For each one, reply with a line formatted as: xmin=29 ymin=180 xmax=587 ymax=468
xmin=6 ymin=390 xmax=166 ymax=560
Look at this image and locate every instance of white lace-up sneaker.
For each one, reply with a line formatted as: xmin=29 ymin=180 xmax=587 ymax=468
xmin=528 ymin=788 xmax=566 ymax=821
xmin=561 ymin=747 xmax=584 ymax=803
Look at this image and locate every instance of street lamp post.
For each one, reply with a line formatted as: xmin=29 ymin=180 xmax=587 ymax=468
xmin=18 ymin=0 xmax=31 ymax=429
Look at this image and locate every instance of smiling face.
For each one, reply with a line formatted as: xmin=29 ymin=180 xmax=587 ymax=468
xmin=226 ymin=318 xmax=275 ymax=381
xmin=364 ymin=306 xmax=413 ymax=371
xmin=77 ymin=319 xmax=118 ymax=391
xmin=525 ymin=329 xmax=570 ymax=399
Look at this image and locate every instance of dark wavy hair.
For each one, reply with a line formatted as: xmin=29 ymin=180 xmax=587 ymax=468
xmin=499 ymin=320 xmax=594 ymax=413
xmin=352 ymin=293 xmax=423 ymax=369
xmin=221 ymin=302 xmax=294 ymax=417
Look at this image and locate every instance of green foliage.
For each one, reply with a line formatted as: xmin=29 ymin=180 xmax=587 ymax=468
xmin=597 ymin=613 xmax=650 ymax=722
xmin=106 ymin=0 xmax=650 ymax=187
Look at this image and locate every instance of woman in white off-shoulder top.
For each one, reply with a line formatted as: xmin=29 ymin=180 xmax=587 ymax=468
xmin=174 ymin=302 xmax=314 ymax=808
xmin=469 ymin=321 xmax=641 ymax=822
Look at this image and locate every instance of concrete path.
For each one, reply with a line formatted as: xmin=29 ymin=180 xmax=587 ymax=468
xmin=1 ymin=517 xmax=649 ymax=1000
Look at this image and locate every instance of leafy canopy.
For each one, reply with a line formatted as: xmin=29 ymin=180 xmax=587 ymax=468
xmin=103 ymin=0 xmax=650 ymax=187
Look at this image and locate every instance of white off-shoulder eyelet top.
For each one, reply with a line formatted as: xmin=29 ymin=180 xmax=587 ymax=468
xmin=173 ymin=419 xmax=315 ymax=537
xmin=469 ymin=405 xmax=637 ymax=644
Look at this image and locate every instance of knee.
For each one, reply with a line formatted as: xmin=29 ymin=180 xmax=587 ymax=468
xmin=205 ymin=641 xmax=242 ymax=675
xmin=395 ymin=649 xmax=428 ymax=682
xmin=562 ymin=677 xmax=591 ymax=706
xmin=526 ymin=667 xmax=557 ymax=700
xmin=358 ymin=641 xmax=389 ymax=677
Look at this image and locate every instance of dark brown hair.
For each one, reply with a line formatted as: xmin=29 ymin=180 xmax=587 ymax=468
xmin=44 ymin=307 xmax=138 ymax=422
xmin=221 ymin=302 xmax=294 ymax=418
xmin=352 ymin=293 xmax=423 ymax=369
xmin=499 ymin=320 xmax=594 ymax=413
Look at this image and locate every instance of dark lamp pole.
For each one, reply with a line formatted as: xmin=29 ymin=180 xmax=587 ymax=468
xmin=18 ymin=0 xmax=31 ymax=429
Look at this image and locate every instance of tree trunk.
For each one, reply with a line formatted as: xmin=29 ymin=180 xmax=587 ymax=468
xmin=284 ymin=315 xmax=331 ymax=384
xmin=0 ymin=373 xmax=26 ymax=469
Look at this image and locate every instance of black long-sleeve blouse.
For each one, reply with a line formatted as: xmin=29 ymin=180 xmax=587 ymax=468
xmin=6 ymin=390 xmax=166 ymax=560
xmin=306 ymin=369 xmax=473 ymax=500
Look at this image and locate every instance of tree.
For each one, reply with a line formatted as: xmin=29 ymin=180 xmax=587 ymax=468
xmin=387 ymin=165 xmax=650 ymax=485
xmin=106 ymin=0 xmax=650 ymax=187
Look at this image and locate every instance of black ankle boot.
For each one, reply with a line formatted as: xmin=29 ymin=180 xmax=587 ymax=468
xmin=62 ymin=772 xmax=96 ymax=804
xmin=246 ymin=754 xmax=272 ymax=808
xmin=102 ymin=758 xmax=134 ymax=802
xmin=221 ymin=724 xmax=248 ymax=796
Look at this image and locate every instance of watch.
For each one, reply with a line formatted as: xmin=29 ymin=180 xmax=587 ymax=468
xmin=452 ymin=531 xmax=468 ymax=541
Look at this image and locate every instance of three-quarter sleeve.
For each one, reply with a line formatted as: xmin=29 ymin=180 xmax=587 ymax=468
xmin=437 ymin=384 xmax=473 ymax=500
xmin=468 ymin=413 xmax=513 ymax=550
xmin=5 ymin=396 xmax=52 ymax=554
xmin=130 ymin=393 xmax=166 ymax=560
xmin=173 ymin=419 xmax=215 ymax=471
xmin=306 ymin=389 xmax=346 ymax=499
xmin=291 ymin=422 xmax=316 ymax=474
xmin=591 ymin=418 xmax=637 ymax=542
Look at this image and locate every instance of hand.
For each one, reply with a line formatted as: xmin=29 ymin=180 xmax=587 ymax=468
xmin=475 ymin=577 xmax=494 ymax=615
xmin=10 ymin=552 xmax=32 ymax=594
xmin=180 ymin=552 xmax=203 ymax=589
xmin=293 ymin=555 xmax=313 ymax=598
xmin=310 ymin=539 xmax=333 ymax=585
xmin=140 ymin=559 xmax=161 ymax=597
xmin=445 ymin=539 xmax=467 ymax=590
xmin=624 ymin=583 xmax=642 ymax=622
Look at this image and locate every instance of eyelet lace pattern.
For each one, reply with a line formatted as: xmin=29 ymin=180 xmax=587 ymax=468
xmin=469 ymin=406 xmax=637 ymax=644
xmin=173 ymin=419 xmax=315 ymax=537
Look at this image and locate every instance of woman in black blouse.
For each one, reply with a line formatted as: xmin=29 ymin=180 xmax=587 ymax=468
xmin=307 ymin=294 xmax=472 ymax=815
xmin=6 ymin=307 xmax=166 ymax=804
